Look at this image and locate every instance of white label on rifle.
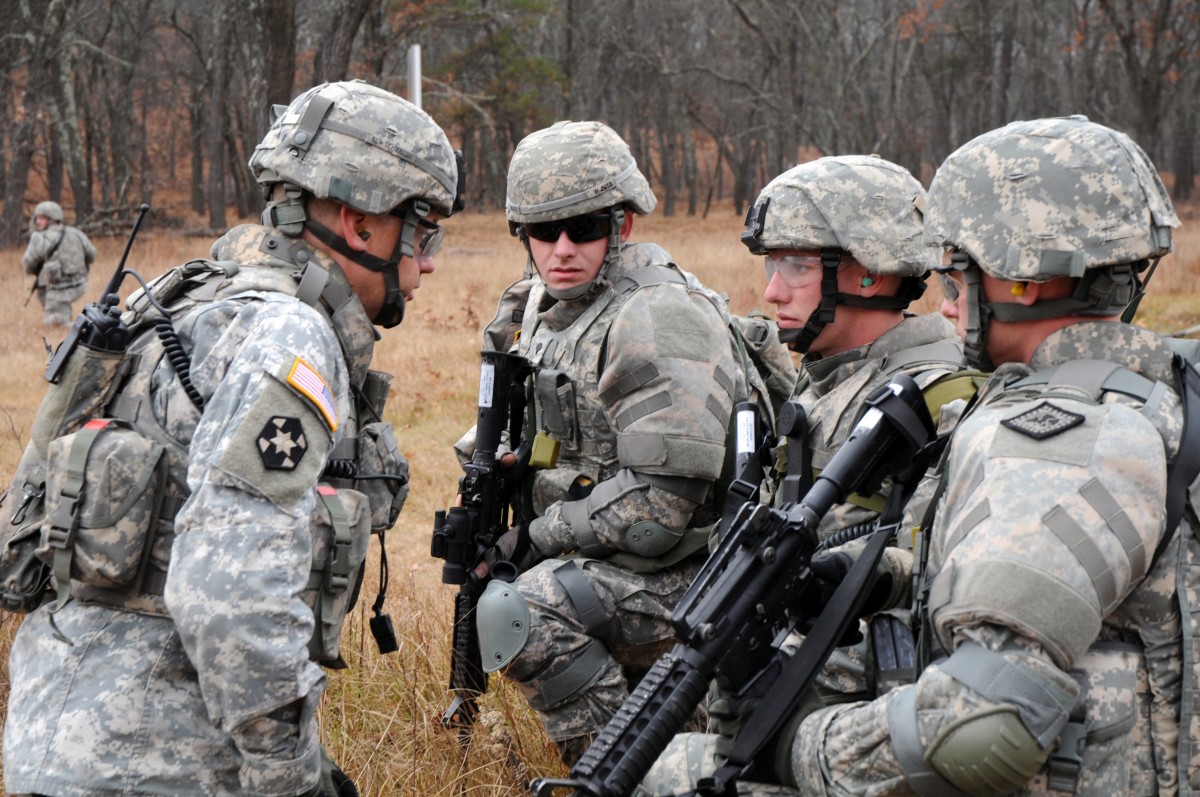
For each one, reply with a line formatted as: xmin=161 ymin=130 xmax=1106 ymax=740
xmin=736 ymin=408 xmax=756 ymax=453
xmin=858 ymin=407 xmax=883 ymax=431
xmin=479 ymin=362 xmax=496 ymax=408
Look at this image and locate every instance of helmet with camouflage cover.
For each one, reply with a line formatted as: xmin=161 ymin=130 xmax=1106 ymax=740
xmin=741 ymin=155 xmax=935 ymax=277
xmin=249 ymin=80 xmax=462 ymax=219
xmin=505 ymin=120 xmax=655 ymax=224
xmin=926 ymin=115 xmax=1177 ymax=283
xmin=34 ymin=201 xmax=64 ymax=223
xmin=927 ymin=115 xmax=1180 ymax=368
xmin=741 ymin=155 xmax=934 ymax=352
xmin=506 ymin=121 xmax=656 ymax=300
xmin=248 ymin=80 xmax=464 ymax=328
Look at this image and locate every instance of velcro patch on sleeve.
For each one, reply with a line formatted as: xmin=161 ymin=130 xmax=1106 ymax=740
xmin=286 ymin=356 xmax=338 ymax=432
xmin=1000 ymin=401 xmax=1085 ymax=440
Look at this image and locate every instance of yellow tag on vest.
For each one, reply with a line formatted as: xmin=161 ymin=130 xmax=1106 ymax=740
xmin=530 ymin=431 xmax=560 ymax=469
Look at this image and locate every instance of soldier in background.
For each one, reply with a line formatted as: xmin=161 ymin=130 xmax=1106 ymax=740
xmin=466 ymin=120 xmax=740 ymax=764
xmin=3 ymin=80 xmax=461 ymax=797
xmin=22 ymin=200 xmax=96 ymax=326
xmin=647 ymin=116 xmax=1191 ymax=797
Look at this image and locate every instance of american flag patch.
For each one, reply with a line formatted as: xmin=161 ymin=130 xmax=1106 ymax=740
xmin=287 ymin=357 xmax=338 ymax=432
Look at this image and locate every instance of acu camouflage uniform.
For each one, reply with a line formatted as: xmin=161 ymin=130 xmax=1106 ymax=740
xmin=469 ymin=120 xmax=741 ymax=759
xmin=3 ymin=224 xmax=387 ymax=797
xmin=644 ymin=323 xmax=1192 ymax=797
xmin=791 ymin=321 xmax=1187 ymax=796
xmin=786 ymin=118 xmax=1192 ymax=797
xmin=2 ymin=80 xmax=452 ymax=797
xmin=23 ymin=201 xmax=96 ymax=326
xmin=755 ymin=158 xmax=971 ymax=706
xmin=491 ymin=239 xmax=739 ymax=750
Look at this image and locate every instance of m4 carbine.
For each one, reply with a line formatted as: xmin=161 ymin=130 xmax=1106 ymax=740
xmin=431 ymin=349 xmax=533 ymax=735
xmin=531 ymin=373 xmax=936 ymax=797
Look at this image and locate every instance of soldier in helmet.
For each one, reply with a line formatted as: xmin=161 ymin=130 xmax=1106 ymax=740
xmin=464 ymin=120 xmax=740 ymax=764
xmin=3 ymin=81 xmax=462 ymax=797
xmin=641 ymin=155 xmax=974 ymax=794
xmin=747 ymin=155 xmax=971 ymax=536
xmin=22 ymin=200 xmax=96 ymax=326
xmin=647 ymin=117 xmax=1191 ymax=796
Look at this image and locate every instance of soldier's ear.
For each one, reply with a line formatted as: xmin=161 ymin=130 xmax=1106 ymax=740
xmin=1011 ymin=280 xmax=1039 ymax=306
xmin=337 ymin=206 xmax=371 ymax=253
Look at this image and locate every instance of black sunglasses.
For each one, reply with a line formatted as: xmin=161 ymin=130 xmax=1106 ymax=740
xmin=523 ymin=213 xmax=611 ymax=244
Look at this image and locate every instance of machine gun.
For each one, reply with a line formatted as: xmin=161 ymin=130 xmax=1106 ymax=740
xmin=431 ymin=349 xmax=534 ymax=734
xmin=530 ymin=373 xmax=936 ymax=797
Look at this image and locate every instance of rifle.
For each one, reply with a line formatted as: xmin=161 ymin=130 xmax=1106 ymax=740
xmin=530 ymin=373 xmax=936 ymax=797
xmin=431 ymin=349 xmax=534 ymax=736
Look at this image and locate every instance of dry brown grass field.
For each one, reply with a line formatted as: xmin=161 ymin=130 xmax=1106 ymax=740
xmin=1 ymin=205 xmax=1199 ymax=795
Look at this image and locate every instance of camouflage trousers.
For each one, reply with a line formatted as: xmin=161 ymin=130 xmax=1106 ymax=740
xmin=502 ymin=555 xmax=704 ymax=747
xmin=636 ymin=733 xmax=799 ymax=797
xmin=35 ymin=282 xmax=84 ymax=326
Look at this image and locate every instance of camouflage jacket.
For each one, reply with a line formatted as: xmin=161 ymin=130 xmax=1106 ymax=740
xmin=23 ymin=222 xmax=96 ymax=297
xmin=774 ymin=312 xmax=967 ymax=544
xmin=512 ymin=242 xmax=738 ymax=572
xmin=4 ymin=224 xmax=383 ymax=797
xmin=791 ymin=320 xmax=1191 ymax=796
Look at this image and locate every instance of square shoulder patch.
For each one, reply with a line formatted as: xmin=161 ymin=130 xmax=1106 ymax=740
xmin=1000 ymin=401 xmax=1085 ymax=440
xmin=286 ymin=357 xmax=339 ymax=432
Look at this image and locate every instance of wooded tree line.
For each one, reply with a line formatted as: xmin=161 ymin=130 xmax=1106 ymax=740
xmin=2 ymin=0 xmax=1198 ymax=246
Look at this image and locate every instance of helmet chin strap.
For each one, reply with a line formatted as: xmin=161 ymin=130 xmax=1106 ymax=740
xmin=778 ymin=250 xmax=845 ymax=353
xmin=953 ymin=258 xmax=995 ymax=371
xmin=779 ymin=250 xmax=928 ymax=354
xmin=304 ymin=206 xmax=428 ymax=329
xmin=538 ymin=207 xmax=625 ymax=302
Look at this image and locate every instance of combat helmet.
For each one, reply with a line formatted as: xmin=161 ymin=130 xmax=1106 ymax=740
xmin=249 ymin=80 xmax=464 ymax=327
xmin=926 ymin=115 xmax=1180 ymax=368
xmin=741 ymin=155 xmax=935 ymax=352
xmin=34 ymin=201 xmax=64 ymax=224
xmin=505 ymin=120 xmax=656 ymax=300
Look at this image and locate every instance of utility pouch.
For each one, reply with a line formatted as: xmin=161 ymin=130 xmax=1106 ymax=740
xmin=356 ymin=422 xmax=409 ymax=531
xmin=38 ymin=419 xmax=167 ymax=595
xmin=0 ymin=443 xmax=54 ymax=612
xmin=305 ymin=485 xmax=372 ymax=667
xmin=535 ymin=369 xmax=578 ymax=451
xmin=32 ymin=344 xmax=130 ymax=455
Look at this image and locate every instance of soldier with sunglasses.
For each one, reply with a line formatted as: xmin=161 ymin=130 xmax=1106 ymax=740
xmin=464 ymin=120 xmax=741 ymax=764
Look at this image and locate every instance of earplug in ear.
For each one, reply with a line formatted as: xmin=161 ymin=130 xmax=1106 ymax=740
xmin=357 ymin=229 xmax=371 ymax=241
xmin=1011 ymin=282 xmax=1025 ymax=297
xmin=861 ymin=276 xmax=875 ymax=287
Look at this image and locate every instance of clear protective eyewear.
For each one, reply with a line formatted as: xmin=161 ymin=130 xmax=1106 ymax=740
xmin=415 ymin=218 xmax=445 ymax=258
xmin=937 ymin=271 xmax=963 ymax=302
xmin=763 ymin=253 xmax=840 ymax=288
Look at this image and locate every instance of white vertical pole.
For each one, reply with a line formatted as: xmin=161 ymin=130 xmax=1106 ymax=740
xmin=408 ymin=44 xmax=422 ymax=109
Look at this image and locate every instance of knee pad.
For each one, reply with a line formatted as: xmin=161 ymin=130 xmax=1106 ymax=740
xmin=476 ymin=579 xmax=531 ymax=672
xmin=926 ymin=705 xmax=1050 ymax=796
xmin=889 ymin=642 xmax=1076 ymax=797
